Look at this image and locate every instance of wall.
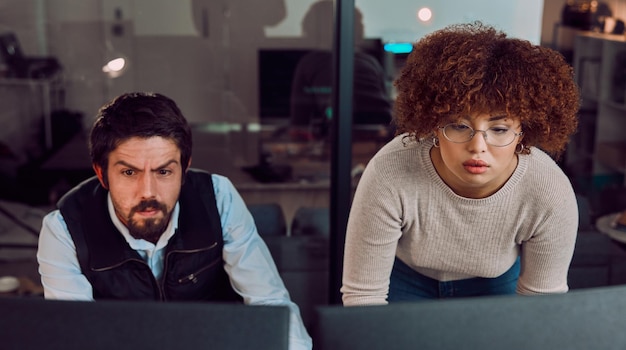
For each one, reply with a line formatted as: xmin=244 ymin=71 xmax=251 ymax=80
xmin=0 ymin=0 xmax=564 ymax=172
xmin=2 ymin=0 xmax=550 ymax=128
xmin=541 ymin=0 xmax=626 ymax=48
xmin=44 ymin=0 xmax=107 ymax=123
xmin=268 ymin=0 xmax=545 ymax=44
xmin=0 ymin=0 xmax=46 ymax=55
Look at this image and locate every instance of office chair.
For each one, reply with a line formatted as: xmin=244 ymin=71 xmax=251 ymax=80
xmin=290 ymin=206 xmax=329 ymax=237
xmin=247 ymin=203 xmax=287 ymax=237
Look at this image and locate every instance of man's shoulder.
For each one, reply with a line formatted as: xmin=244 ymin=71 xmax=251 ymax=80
xmin=186 ymin=168 xmax=211 ymax=179
xmin=57 ymin=176 xmax=102 ymax=209
xmin=184 ymin=169 xmax=234 ymax=194
xmin=185 ymin=168 xmax=228 ymax=183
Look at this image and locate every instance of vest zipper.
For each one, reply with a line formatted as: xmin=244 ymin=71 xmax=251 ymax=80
xmin=91 ymin=258 xmax=147 ymax=272
xmin=162 ymin=242 xmax=217 ymax=284
xmin=176 ymin=258 xmax=222 ymax=284
xmin=163 ymin=242 xmax=219 ymax=286
xmin=91 ymin=258 xmax=165 ymax=300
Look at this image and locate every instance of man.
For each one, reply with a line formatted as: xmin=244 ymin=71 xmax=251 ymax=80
xmin=37 ymin=92 xmax=312 ymax=349
xmin=289 ymin=0 xmax=393 ymax=141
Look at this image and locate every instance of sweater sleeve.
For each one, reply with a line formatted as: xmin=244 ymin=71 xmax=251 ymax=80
xmin=516 ymin=182 xmax=579 ymax=295
xmin=341 ymin=159 xmax=403 ymax=306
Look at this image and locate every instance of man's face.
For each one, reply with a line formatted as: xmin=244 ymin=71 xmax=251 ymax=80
xmin=94 ymin=136 xmax=185 ymax=243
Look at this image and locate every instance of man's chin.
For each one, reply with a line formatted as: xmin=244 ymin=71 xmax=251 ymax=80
xmin=128 ymin=217 xmax=169 ymax=242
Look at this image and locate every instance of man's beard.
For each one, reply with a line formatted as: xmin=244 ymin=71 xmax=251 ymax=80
xmin=126 ymin=199 xmax=171 ymax=243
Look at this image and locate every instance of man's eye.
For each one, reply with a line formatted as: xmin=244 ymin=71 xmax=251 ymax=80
xmin=158 ymin=169 xmax=172 ymax=176
xmin=122 ymin=169 xmax=135 ymax=176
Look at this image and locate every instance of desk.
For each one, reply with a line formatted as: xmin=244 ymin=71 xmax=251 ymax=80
xmin=0 ymin=200 xmax=46 ymax=297
xmin=596 ymin=213 xmax=626 ymax=244
xmin=40 ymin=130 xmax=377 ymax=230
xmin=39 ymin=132 xmax=333 ymax=227
xmin=595 ymin=213 xmax=626 ymax=285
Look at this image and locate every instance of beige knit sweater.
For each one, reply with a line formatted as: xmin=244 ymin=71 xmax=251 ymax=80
xmin=342 ymin=135 xmax=578 ymax=306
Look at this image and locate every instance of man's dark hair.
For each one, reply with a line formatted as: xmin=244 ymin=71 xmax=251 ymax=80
xmin=89 ymin=92 xmax=192 ymax=186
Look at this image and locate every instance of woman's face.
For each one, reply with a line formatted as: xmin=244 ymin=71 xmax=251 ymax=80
xmin=430 ymin=112 xmax=523 ymax=199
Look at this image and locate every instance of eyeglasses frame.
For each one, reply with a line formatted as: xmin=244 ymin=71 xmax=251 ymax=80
xmin=438 ymin=123 xmax=524 ymax=147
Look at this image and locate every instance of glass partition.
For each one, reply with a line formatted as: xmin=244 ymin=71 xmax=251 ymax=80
xmin=5 ymin=0 xmax=599 ymax=319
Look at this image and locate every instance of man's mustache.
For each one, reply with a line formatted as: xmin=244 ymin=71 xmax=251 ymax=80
xmin=131 ymin=199 xmax=167 ymax=215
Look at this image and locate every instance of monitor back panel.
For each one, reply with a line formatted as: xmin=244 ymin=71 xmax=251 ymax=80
xmin=0 ymin=298 xmax=290 ymax=350
xmin=314 ymin=285 xmax=626 ymax=350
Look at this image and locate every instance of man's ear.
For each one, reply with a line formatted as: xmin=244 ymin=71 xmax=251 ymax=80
xmin=93 ymin=164 xmax=108 ymax=189
xmin=182 ymin=157 xmax=192 ymax=185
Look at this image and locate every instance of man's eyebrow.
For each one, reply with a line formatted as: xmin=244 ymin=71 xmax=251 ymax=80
xmin=112 ymin=159 xmax=179 ymax=171
xmin=151 ymin=160 xmax=179 ymax=171
xmin=112 ymin=160 xmax=139 ymax=169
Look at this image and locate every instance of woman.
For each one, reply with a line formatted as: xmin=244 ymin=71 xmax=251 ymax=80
xmin=341 ymin=22 xmax=580 ymax=306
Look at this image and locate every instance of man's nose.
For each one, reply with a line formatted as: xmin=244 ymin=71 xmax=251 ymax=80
xmin=138 ymin=173 xmax=156 ymax=198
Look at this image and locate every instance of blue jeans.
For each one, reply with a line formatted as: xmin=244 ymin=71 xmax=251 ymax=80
xmin=388 ymin=257 xmax=520 ymax=302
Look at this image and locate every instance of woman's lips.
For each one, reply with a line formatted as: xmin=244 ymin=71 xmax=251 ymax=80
xmin=463 ymin=159 xmax=489 ymax=174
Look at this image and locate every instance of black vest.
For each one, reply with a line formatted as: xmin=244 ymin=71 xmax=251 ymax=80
xmin=58 ymin=169 xmax=241 ymax=302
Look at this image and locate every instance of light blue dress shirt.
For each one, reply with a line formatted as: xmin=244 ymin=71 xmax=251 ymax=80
xmin=37 ymin=174 xmax=312 ymax=350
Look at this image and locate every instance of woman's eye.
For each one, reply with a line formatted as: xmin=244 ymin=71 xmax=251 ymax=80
xmin=450 ymin=124 xmax=471 ymax=131
xmin=490 ymin=127 xmax=510 ymax=134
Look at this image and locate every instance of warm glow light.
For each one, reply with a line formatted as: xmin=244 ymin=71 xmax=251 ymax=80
xmin=102 ymin=57 xmax=127 ymax=78
xmin=103 ymin=57 xmax=125 ymax=73
xmin=417 ymin=7 xmax=432 ymax=22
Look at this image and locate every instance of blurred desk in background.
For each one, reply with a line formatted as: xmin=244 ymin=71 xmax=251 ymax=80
xmin=38 ymin=125 xmax=383 ymax=229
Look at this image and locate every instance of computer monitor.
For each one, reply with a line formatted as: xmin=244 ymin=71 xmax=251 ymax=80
xmin=257 ymin=39 xmax=391 ymax=126
xmin=258 ymin=48 xmax=311 ymax=125
xmin=0 ymin=298 xmax=290 ymax=350
xmin=313 ymin=285 xmax=626 ymax=350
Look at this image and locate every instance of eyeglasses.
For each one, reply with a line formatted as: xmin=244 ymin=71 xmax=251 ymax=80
xmin=439 ymin=123 xmax=523 ymax=147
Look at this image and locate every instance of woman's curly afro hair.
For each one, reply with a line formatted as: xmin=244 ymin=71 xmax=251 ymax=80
xmin=393 ymin=22 xmax=580 ymax=157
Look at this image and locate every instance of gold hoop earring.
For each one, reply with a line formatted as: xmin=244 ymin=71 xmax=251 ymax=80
xmin=433 ymin=137 xmax=440 ymax=148
xmin=515 ymin=143 xmax=525 ymax=154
